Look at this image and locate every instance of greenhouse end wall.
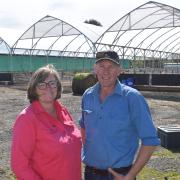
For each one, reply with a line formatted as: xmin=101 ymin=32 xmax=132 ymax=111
xmin=0 ymin=54 xmax=131 ymax=73
xmin=0 ymin=54 xmax=96 ymax=72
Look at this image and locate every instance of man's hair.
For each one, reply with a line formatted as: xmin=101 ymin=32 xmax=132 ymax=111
xmin=27 ymin=64 xmax=62 ymax=103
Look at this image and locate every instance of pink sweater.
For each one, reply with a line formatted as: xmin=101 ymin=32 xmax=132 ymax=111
xmin=11 ymin=100 xmax=82 ymax=180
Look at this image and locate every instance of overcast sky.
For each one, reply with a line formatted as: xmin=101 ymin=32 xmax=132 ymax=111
xmin=1 ymin=0 xmax=180 ymax=46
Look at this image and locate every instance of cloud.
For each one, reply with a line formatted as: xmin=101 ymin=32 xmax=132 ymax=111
xmin=0 ymin=16 xmax=23 ymax=29
xmin=48 ymin=0 xmax=75 ymax=10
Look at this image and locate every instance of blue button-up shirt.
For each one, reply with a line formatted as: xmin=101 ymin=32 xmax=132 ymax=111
xmin=80 ymin=80 xmax=160 ymax=169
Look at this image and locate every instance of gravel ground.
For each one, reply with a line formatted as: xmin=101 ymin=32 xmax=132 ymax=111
xmin=0 ymin=85 xmax=180 ymax=179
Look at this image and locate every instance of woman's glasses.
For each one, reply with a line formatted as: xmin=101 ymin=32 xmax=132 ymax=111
xmin=37 ymin=80 xmax=57 ymax=90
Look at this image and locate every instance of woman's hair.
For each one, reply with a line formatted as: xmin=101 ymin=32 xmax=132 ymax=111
xmin=27 ymin=64 xmax=62 ymax=103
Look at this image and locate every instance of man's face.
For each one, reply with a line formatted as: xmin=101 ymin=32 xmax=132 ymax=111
xmin=94 ymin=59 xmax=121 ymax=88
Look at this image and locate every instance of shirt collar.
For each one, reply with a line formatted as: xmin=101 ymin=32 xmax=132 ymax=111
xmin=32 ymin=100 xmax=62 ymax=114
xmin=114 ymin=80 xmax=123 ymax=96
xmin=32 ymin=101 xmax=46 ymax=114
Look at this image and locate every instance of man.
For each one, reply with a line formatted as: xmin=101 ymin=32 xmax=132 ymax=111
xmin=80 ymin=50 xmax=160 ymax=180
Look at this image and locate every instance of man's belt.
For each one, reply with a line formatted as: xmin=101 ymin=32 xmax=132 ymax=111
xmin=85 ymin=165 xmax=132 ymax=176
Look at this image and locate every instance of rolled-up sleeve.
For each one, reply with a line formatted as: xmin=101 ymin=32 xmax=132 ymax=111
xmin=128 ymin=91 xmax=160 ymax=146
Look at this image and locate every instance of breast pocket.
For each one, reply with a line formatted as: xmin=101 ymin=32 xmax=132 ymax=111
xmin=82 ymin=109 xmax=96 ymax=127
xmin=82 ymin=109 xmax=98 ymax=138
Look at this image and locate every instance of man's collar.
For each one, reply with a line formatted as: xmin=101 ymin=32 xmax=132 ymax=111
xmin=113 ymin=80 xmax=123 ymax=96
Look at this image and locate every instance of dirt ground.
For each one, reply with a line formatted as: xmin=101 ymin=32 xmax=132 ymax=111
xmin=0 ymin=85 xmax=180 ymax=179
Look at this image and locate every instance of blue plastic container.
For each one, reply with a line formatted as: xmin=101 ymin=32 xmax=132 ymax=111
xmin=126 ymin=77 xmax=134 ymax=87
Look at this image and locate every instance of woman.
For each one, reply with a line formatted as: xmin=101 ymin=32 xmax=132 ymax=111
xmin=11 ymin=64 xmax=82 ymax=180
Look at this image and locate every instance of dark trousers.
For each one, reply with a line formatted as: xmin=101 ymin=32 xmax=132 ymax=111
xmin=85 ymin=172 xmax=113 ymax=180
xmin=84 ymin=166 xmax=136 ymax=180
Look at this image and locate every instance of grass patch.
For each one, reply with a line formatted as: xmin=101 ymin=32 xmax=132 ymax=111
xmin=0 ymin=168 xmax=16 ymax=180
xmin=153 ymin=148 xmax=177 ymax=157
xmin=138 ymin=166 xmax=180 ymax=180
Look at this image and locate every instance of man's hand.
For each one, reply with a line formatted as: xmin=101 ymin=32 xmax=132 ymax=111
xmin=108 ymin=168 xmax=134 ymax=180
xmin=108 ymin=168 xmax=124 ymax=180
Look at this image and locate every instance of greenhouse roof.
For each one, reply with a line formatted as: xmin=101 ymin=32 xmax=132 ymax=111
xmin=96 ymin=1 xmax=180 ymax=60
xmin=0 ymin=37 xmax=11 ymax=54
xmin=1 ymin=1 xmax=180 ymax=60
xmin=12 ymin=15 xmax=105 ymax=57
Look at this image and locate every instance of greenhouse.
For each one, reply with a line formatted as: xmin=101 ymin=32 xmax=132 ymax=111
xmin=0 ymin=1 xmax=180 ymax=74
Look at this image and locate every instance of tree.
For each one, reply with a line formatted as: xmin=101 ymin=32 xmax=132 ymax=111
xmin=84 ymin=19 xmax=102 ymax=26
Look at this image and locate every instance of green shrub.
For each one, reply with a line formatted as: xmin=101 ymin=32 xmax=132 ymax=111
xmin=72 ymin=73 xmax=97 ymax=95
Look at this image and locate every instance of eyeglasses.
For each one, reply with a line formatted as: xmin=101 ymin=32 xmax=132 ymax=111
xmin=37 ymin=80 xmax=57 ymax=90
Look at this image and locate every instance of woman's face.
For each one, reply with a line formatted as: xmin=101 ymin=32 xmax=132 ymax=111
xmin=36 ymin=74 xmax=58 ymax=104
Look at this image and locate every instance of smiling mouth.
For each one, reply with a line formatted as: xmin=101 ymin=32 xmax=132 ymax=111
xmin=102 ymin=77 xmax=110 ymax=80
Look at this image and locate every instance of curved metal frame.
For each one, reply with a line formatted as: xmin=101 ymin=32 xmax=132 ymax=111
xmin=96 ymin=1 xmax=180 ymax=62
xmin=0 ymin=37 xmax=11 ymax=54
xmin=12 ymin=15 xmax=96 ymax=58
xmin=5 ymin=1 xmax=180 ymax=73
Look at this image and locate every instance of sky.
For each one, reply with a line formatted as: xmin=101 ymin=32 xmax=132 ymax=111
xmin=1 ymin=0 xmax=180 ymax=47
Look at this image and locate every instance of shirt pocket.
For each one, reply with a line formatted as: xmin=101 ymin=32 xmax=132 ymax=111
xmin=82 ymin=109 xmax=93 ymax=119
xmin=82 ymin=109 xmax=96 ymax=125
xmin=82 ymin=109 xmax=97 ymax=138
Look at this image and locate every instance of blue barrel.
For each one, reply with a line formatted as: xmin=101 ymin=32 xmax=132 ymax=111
xmin=126 ymin=77 xmax=134 ymax=87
